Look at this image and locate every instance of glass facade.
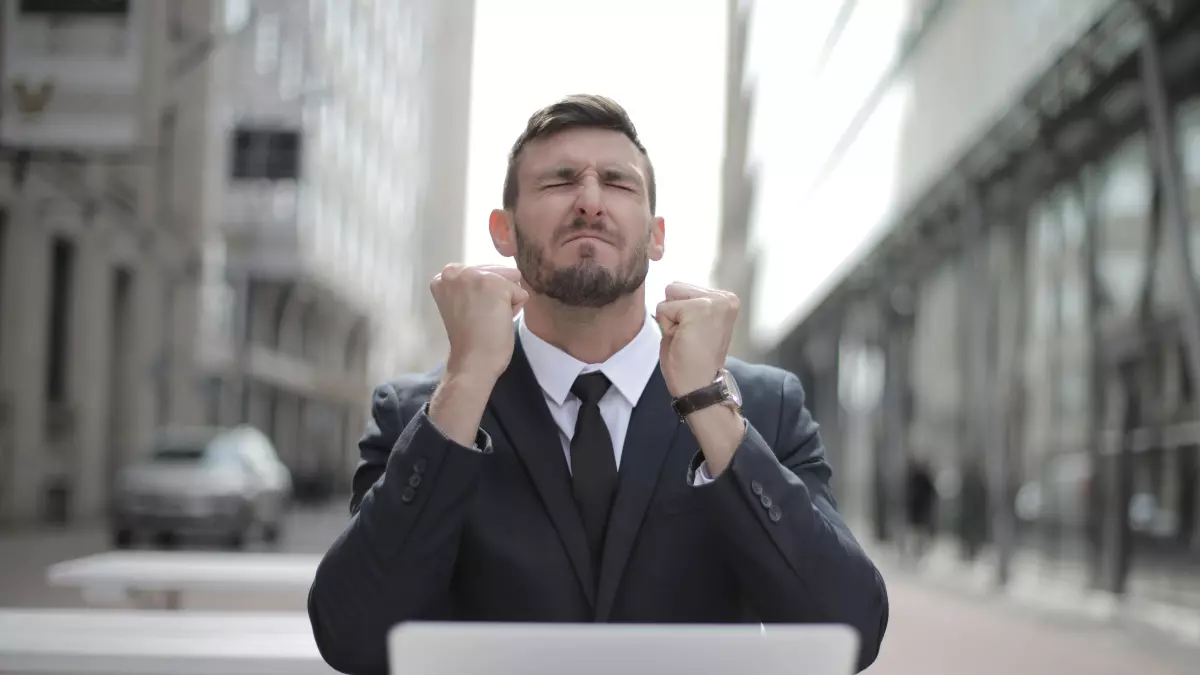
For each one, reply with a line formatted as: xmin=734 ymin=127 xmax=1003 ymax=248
xmin=907 ymin=110 xmax=1200 ymax=605
xmin=772 ymin=4 xmax=1200 ymax=615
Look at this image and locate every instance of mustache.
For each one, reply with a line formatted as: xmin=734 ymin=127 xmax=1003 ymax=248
xmin=554 ymin=217 xmax=623 ymax=245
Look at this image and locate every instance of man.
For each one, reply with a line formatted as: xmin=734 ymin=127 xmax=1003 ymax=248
xmin=308 ymin=94 xmax=888 ymax=674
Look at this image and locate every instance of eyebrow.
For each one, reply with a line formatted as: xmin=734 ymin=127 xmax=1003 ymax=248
xmin=536 ymin=166 xmax=641 ymax=185
xmin=537 ymin=166 xmax=580 ymax=182
xmin=600 ymin=168 xmax=637 ymax=184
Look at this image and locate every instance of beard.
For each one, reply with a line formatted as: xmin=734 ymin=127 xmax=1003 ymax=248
xmin=514 ymin=216 xmax=650 ymax=308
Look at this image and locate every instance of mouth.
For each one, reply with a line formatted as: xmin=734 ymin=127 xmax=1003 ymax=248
xmin=563 ymin=233 xmax=611 ymax=246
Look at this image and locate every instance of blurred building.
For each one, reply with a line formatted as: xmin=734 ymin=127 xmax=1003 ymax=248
xmin=729 ymin=0 xmax=1200 ymax=621
xmin=213 ymin=0 xmax=474 ymax=500
xmin=714 ymin=0 xmax=757 ymax=360
xmin=0 ymin=0 xmax=474 ymax=526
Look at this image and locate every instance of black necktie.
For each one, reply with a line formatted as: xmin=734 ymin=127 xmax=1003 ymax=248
xmin=570 ymin=372 xmax=618 ymax=567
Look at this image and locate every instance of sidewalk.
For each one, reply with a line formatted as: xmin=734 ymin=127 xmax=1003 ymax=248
xmin=864 ymin=536 xmax=1200 ymax=650
xmin=868 ymin=568 xmax=1198 ymax=675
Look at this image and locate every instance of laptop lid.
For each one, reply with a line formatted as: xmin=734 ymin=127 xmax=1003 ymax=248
xmin=388 ymin=622 xmax=859 ymax=675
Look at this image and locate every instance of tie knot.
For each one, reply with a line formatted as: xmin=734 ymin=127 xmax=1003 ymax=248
xmin=571 ymin=372 xmax=611 ymax=405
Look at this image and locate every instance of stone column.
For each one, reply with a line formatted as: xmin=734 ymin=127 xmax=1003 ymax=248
xmin=67 ymin=220 xmax=114 ymax=520
xmin=104 ymin=262 xmax=137 ymax=500
xmin=0 ymin=203 xmax=51 ymax=525
xmin=125 ymin=254 xmax=167 ymax=466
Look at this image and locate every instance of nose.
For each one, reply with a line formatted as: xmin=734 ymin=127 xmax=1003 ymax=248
xmin=574 ymin=176 xmax=604 ymax=222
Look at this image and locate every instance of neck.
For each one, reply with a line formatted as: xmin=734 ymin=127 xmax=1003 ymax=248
xmin=523 ymin=289 xmax=647 ymax=364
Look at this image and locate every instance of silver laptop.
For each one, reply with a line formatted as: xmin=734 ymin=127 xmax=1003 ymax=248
xmin=388 ymin=622 xmax=859 ymax=675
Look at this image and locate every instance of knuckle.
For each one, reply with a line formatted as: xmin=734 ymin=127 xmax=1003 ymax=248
xmin=473 ymin=271 xmax=507 ymax=295
xmin=461 ymin=267 xmax=487 ymax=286
xmin=440 ymin=263 xmax=463 ymax=280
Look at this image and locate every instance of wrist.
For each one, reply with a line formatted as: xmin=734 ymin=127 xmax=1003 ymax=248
xmin=684 ymin=406 xmax=744 ymax=477
xmin=668 ymin=369 xmax=720 ymax=399
xmin=445 ymin=352 xmax=506 ymax=387
xmin=440 ymin=367 xmax=499 ymax=393
xmin=429 ymin=372 xmax=495 ymax=448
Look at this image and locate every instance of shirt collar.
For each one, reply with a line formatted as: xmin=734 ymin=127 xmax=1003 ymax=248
xmin=518 ymin=311 xmax=661 ymax=407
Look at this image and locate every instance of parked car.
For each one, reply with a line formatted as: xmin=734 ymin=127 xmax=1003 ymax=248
xmin=111 ymin=425 xmax=292 ymax=549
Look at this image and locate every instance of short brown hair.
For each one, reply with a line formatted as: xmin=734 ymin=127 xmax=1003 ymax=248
xmin=503 ymin=94 xmax=656 ymax=214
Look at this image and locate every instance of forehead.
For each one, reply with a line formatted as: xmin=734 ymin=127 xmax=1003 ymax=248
xmin=519 ymin=127 xmax=646 ymax=175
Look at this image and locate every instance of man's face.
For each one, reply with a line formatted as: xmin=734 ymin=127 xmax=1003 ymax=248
xmin=490 ymin=127 xmax=665 ymax=308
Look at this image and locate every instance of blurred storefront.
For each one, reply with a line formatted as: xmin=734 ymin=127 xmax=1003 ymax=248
xmin=730 ymin=0 xmax=1200 ymax=617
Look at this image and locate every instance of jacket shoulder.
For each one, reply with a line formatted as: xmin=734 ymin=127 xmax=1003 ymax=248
xmin=724 ymin=357 xmax=797 ymax=394
xmin=723 ymin=358 xmax=808 ymax=428
xmin=371 ymin=365 xmax=445 ymax=416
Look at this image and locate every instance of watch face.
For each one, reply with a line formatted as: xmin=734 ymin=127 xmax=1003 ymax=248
xmin=720 ymin=369 xmax=742 ymax=406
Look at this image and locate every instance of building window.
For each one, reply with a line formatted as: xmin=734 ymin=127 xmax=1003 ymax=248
xmin=230 ymin=128 xmax=303 ymax=181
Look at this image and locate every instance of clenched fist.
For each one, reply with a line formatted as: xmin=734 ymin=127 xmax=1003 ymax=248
xmin=655 ymin=282 xmax=740 ymax=398
xmin=430 ymin=264 xmax=529 ymax=383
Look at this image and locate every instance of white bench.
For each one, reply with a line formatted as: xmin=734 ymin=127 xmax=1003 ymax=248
xmin=0 ymin=608 xmax=336 ymax=674
xmin=47 ymin=551 xmax=321 ymax=610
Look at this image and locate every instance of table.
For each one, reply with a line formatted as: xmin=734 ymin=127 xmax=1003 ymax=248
xmin=46 ymin=551 xmax=321 ymax=609
xmin=0 ymin=608 xmax=335 ymax=674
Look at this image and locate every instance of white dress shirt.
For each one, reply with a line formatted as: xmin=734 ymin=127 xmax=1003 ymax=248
xmin=518 ymin=313 xmax=715 ymax=485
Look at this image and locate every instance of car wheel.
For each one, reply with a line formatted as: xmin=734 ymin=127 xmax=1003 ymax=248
xmin=112 ymin=528 xmax=134 ymax=549
xmin=262 ymin=520 xmax=283 ymax=546
xmin=225 ymin=528 xmax=246 ymax=550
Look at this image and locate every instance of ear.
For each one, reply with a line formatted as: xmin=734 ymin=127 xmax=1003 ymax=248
xmin=489 ymin=209 xmax=517 ymax=257
xmin=648 ymin=216 xmax=665 ymax=261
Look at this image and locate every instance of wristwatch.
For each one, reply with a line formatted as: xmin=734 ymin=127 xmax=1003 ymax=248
xmin=671 ymin=369 xmax=742 ymax=421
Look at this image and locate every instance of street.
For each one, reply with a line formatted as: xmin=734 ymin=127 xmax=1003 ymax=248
xmin=0 ymin=502 xmax=1196 ymax=675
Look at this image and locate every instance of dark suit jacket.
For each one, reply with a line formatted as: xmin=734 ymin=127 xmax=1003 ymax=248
xmin=308 ymin=338 xmax=889 ymax=674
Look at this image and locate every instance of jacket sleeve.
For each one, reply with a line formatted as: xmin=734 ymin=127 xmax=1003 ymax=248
xmin=689 ymin=371 xmax=889 ymax=673
xmin=308 ymin=381 xmax=491 ymax=675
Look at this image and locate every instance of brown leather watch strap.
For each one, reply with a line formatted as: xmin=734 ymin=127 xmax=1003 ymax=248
xmin=671 ymin=382 xmax=728 ymax=421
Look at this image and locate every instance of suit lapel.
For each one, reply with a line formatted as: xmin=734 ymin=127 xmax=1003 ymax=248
xmin=486 ymin=330 xmax=596 ymax=607
xmin=595 ymin=366 xmax=683 ymax=620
